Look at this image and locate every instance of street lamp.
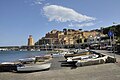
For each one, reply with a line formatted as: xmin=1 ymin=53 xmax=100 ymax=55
xmin=112 ymin=22 xmax=117 ymax=62
xmin=108 ymin=29 xmax=116 ymax=62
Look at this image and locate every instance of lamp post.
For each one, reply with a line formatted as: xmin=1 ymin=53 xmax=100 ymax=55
xmin=109 ymin=22 xmax=118 ymax=62
xmin=113 ymin=22 xmax=117 ymax=62
xmin=108 ymin=30 xmax=115 ymax=62
xmin=113 ymin=33 xmax=116 ymax=62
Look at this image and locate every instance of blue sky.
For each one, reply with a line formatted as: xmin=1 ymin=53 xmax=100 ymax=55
xmin=0 ymin=0 xmax=120 ymax=46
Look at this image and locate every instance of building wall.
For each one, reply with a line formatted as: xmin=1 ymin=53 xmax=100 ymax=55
xmin=35 ymin=29 xmax=104 ymax=46
xmin=82 ymin=31 xmax=99 ymax=39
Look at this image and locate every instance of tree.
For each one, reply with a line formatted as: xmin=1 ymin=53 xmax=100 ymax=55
xmin=102 ymin=24 xmax=120 ymax=42
xmin=63 ymin=28 xmax=67 ymax=32
xmin=79 ymin=29 xmax=82 ymax=31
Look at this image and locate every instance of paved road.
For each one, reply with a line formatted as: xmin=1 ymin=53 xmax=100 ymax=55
xmin=49 ymin=56 xmax=66 ymax=70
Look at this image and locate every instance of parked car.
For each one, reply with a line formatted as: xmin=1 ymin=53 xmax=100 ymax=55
xmin=106 ymin=46 xmax=113 ymax=51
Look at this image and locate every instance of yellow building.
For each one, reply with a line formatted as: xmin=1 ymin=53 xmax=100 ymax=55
xmin=82 ymin=31 xmax=99 ymax=39
xmin=35 ymin=29 xmax=104 ymax=46
xmin=28 ymin=35 xmax=34 ymax=46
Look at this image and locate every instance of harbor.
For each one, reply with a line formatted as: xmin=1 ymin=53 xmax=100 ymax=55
xmin=1 ymin=0 xmax=120 ymax=79
xmin=0 ymin=50 xmax=120 ymax=80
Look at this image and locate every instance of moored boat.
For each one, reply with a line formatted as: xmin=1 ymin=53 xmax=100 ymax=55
xmin=75 ymin=56 xmax=108 ymax=67
xmin=18 ymin=54 xmax=52 ymax=63
xmin=0 ymin=62 xmax=21 ymax=72
xmin=67 ymin=54 xmax=99 ymax=62
xmin=64 ymin=51 xmax=92 ymax=59
xmin=1 ymin=62 xmax=15 ymax=65
xmin=17 ymin=63 xmax=51 ymax=72
xmin=19 ymin=57 xmax=36 ymax=63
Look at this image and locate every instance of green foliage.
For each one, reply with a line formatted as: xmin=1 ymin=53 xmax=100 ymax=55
xmin=102 ymin=24 xmax=120 ymax=41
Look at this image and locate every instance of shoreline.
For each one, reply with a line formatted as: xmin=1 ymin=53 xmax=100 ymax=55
xmin=0 ymin=50 xmax=120 ymax=80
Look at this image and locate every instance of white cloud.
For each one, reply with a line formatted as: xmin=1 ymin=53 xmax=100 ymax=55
xmin=68 ymin=23 xmax=95 ymax=27
xmin=34 ymin=1 xmax=42 ymax=5
xmin=43 ymin=5 xmax=96 ymax=22
xmin=33 ymin=0 xmax=44 ymax=5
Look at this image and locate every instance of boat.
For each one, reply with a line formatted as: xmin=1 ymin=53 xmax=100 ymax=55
xmin=19 ymin=57 xmax=36 ymax=63
xmin=67 ymin=54 xmax=99 ymax=62
xmin=64 ymin=51 xmax=92 ymax=59
xmin=35 ymin=55 xmax=52 ymax=62
xmin=75 ymin=56 xmax=108 ymax=67
xmin=19 ymin=54 xmax=52 ymax=64
xmin=17 ymin=63 xmax=51 ymax=72
xmin=0 ymin=62 xmax=21 ymax=72
xmin=1 ymin=62 xmax=15 ymax=65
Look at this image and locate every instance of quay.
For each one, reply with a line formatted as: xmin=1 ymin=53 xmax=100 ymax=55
xmin=0 ymin=50 xmax=120 ymax=80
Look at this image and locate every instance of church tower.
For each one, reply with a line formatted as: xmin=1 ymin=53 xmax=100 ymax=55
xmin=28 ymin=35 xmax=34 ymax=46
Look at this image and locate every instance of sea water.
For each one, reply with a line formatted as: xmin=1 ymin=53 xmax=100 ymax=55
xmin=0 ymin=51 xmax=48 ymax=63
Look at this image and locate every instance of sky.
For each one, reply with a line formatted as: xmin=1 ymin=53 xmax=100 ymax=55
xmin=0 ymin=0 xmax=120 ymax=46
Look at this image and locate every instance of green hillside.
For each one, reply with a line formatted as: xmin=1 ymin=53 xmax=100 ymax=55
xmin=102 ymin=25 xmax=120 ymax=42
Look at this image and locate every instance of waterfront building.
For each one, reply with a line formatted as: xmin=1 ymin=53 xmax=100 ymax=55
xmin=35 ymin=29 xmax=105 ymax=48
